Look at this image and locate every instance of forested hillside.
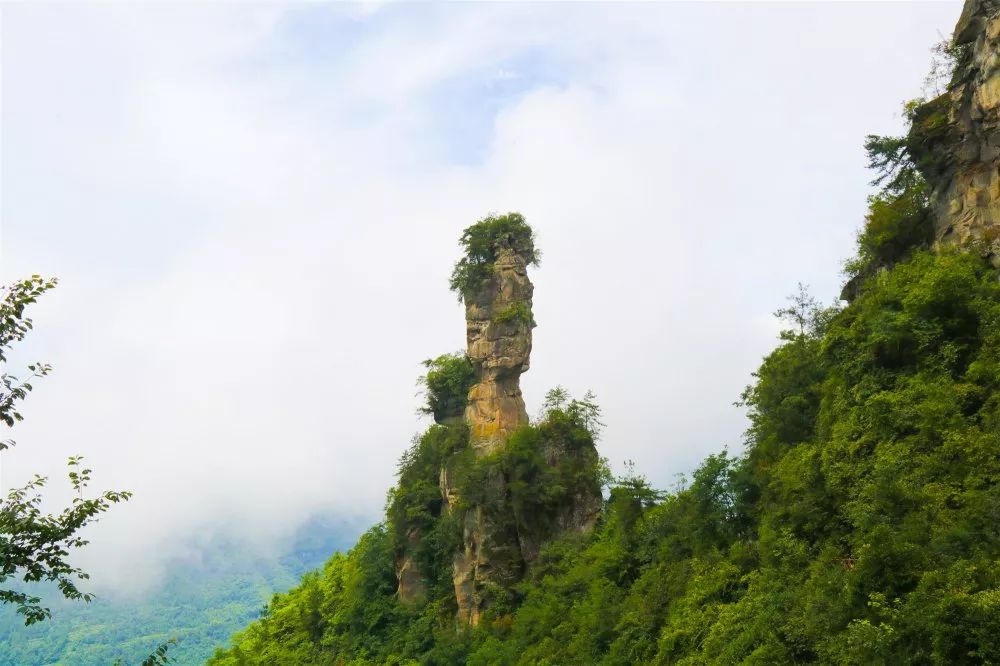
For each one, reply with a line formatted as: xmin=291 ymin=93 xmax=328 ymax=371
xmin=206 ymin=2 xmax=1000 ymax=663
xmin=0 ymin=515 xmax=362 ymax=665
xmin=207 ymin=250 xmax=1000 ymax=663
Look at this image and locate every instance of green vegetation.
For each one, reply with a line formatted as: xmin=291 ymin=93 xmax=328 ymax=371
xmin=210 ymin=240 xmax=1000 ymax=664
xmin=387 ymin=424 xmax=466 ymax=600
xmin=210 ymin=95 xmax=1000 ymax=662
xmin=450 ymin=398 xmax=606 ymax=516
xmin=492 ymin=301 xmax=534 ymax=327
xmin=419 ymin=353 xmax=476 ymax=423
xmin=113 ymin=639 xmax=176 ymax=666
xmin=210 ymin=395 xmax=607 ymax=665
xmin=847 ymin=178 xmax=932 ymax=278
xmin=847 ymin=37 xmax=967 ymax=283
xmin=846 ymin=124 xmax=934 ymax=281
xmin=0 ymin=514 xmax=360 ymax=665
xmin=448 ymin=212 xmax=539 ymax=300
xmin=0 ymin=276 xmax=131 ymax=625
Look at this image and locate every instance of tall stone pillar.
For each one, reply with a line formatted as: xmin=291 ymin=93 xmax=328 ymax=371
xmin=463 ymin=247 xmax=534 ymax=453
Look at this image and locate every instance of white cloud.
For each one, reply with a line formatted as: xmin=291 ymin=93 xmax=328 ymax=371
xmin=0 ymin=1 xmax=961 ymax=592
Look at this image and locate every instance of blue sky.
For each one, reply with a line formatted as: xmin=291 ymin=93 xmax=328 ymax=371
xmin=1 ymin=1 xmax=961 ymax=593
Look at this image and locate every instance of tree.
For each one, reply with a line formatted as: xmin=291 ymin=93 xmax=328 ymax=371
xmin=0 ymin=276 xmax=132 ymax=624
xmin=419 ymin=353 xmax=475 ymax=423
xmin=448 ymin=212 xmax=539 ymax=299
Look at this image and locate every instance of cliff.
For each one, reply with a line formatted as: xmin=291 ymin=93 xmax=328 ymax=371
xmin=840 ymin=0 xmax=1000 ymax=302
xmin=464 ymin=246 xmax=533 ymax=450
xmin=911 ymin=0 xmax=1000 ymax=258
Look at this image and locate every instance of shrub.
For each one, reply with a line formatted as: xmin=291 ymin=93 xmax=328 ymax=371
xmin=857 ymin=184 xmax=933 ymax=269
xmin=492 ymin=301 xmax=534 ymax=327
xmin=420 ymin=353 xmax=475 ymax=423
xmin=449 ymin=213 xmax=540 ymax=300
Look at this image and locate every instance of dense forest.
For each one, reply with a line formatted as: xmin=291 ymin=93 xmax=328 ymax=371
xmin=207 ymin=37 xmax=1000 ymax=662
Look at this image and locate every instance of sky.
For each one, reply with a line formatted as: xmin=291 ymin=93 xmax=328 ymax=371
xmin=0 ymin=1 xmax=962 ymax=594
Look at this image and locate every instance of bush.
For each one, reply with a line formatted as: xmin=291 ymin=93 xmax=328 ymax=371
xmin=449 ymin=213 xmax=540 ymax=300
xmin=420 ymin=353 xmax=475 ymax=423
xmin=852 ymin=183 xmax=933 ymax=274
xmin=492 ymin=301 xmax=534 ymax=327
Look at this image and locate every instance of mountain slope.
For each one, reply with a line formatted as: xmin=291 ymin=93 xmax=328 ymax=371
xmin=0 ymin=514 xmax=363 ymax=665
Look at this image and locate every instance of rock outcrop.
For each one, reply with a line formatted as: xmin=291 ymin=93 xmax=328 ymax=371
xmin=463 ymin=247 xmax=534 ymax=451
xmin=395 ymin=529 xmax=426 ymax=604
xmin=449 ymin=242 xmax=536 ymax=625
xmin=911 ymin=0 xmax=1000 ymax=260
xmin=393 ymin=213 xmax=602 ymax=625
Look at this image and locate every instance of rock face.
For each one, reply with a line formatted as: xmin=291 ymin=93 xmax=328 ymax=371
xmin=450 ymin=486 xmax=524 ymax=625
xmin=911 ymin=0 xmax=1000 ymax=260
xmin=463 ymin=247 xmax=534 ymax=451
xmin=449 ymin=244 xmax=536 ymax=625
xmin=395 ymin=529 xmax=426 ymax=604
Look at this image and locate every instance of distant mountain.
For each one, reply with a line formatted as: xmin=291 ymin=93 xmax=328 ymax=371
xmin=0 ymin=513 xmax=366 ymax=665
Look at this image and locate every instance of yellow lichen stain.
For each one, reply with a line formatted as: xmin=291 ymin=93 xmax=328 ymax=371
xmin=977 ymin=72 xmax=1000 ymax=111
xmin=471 ymin=420 xmax=501 ymax=440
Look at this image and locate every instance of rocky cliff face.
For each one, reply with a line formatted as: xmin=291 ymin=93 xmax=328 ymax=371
xmin=395 ymin=529 xmax=426 ymax=604
xmin=911 ymin=0 xmax=1000 ymax=260
xmin=463 ymin=247 xmax=533 ymax=451
xmin=450 ymin=243 xmax=535 ymax=625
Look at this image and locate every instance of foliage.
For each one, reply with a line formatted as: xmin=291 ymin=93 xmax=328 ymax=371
xmin=492 ymin=301 xmax=534 ymax=327
xmin=923 ymin=37 xmax=971 ymax=98
xmin=210 ymin=243 xmax=1000 ymax=663
xmin=849 ymin=38 xmax=965 ymax=283
xmin=0 ymin=276 xmax=131 ymax=625
xmin=0 ymin=514 xmax=359 ymax=665
xmin=210 ymin=392 xmax=608 ymax=665
xmin=854 ymin=182 xmax=933 ymax=272
xmin=419 ymin=353 xmax=475 ymax=423
xmin=863 ymin=132 xmax=922 ymax=198
xmin=113 ymin=638 xmax=177 ymax=666
xmin=847 ymin=118 xmax=935 ymax=284
xmin=449 ymin=213 xmax=539 ymax=300
xmin=453 ymin=399 xmax=607 ymax=516
xmin=387 ymin=424 xmax=467 ymax=600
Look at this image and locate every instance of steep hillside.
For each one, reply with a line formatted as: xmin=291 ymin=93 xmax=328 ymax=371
xmin=209 ymin=2 xmax=1000 ymax=663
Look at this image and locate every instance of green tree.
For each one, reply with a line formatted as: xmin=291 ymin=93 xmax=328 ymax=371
xmin=0 ymin=276 xmax=131 ymax=624
xmin=419 ymin=353 xmax=475 ymax=423
xmin=448 ymin=212 xmax=539 ymax=299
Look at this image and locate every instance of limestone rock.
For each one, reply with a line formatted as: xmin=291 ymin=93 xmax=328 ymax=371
xmin=911 ymin=0 xmax=1000 ymax=257
xmin=395 ymin=529 xmax=426 ymax=604
xmin=395 ymin=214 xmax=603 ymax=625
xmin=516 ymin=438 xmax=603 ymax=566
xmin=464 ymin=247 xmax=534 ymax=453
